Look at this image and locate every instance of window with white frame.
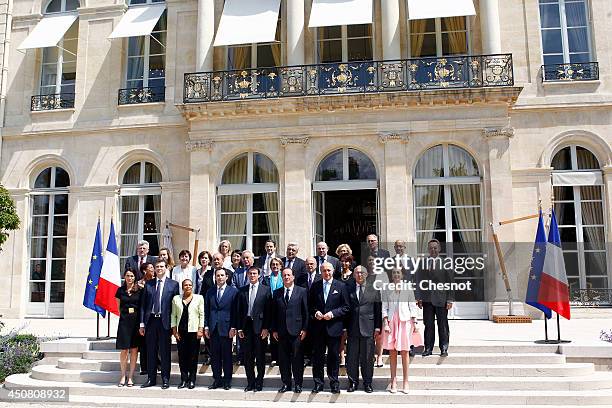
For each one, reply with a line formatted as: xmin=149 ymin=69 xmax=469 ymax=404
xmin=408 ymin=17 xmax=469 ymax=58
xmin=125 ymin=0 xmax=167 ymax=91
xmin=317 ymin=24 xmax=373 ymax=63
xmin=414 ymin=144 xmax=483 ymax=300
xmin=39 ymin=0 xmax=80 ymax=97
xmin=551 ymin=145 xmax=609 ymax=295
xmin=227 ymin=9 xmax=283 ymax=70
xmin=218 ymin=152 xmax=279 ymax=252
xmin=28 ymin=166 xmax=70 ymax=313
xmin=120 ymin=161 xmax=162 ymax=267
xmin=539 ymin=0 xmax=592 ymax=65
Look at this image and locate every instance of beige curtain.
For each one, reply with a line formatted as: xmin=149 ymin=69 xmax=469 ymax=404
xmin=410 ymin=20 xmax=427 ymax=57
xmin=271 ymin=43 xmax=282 ymax=66
xmin=230 ymin=46 xmax=250 ymax=70
xmin=450 ymin=184 xmax=481 ymax=244
xmin=221 ymin=155 xmax=249 ymax=246
xmin=444 ymin=17 xmax=467 ymax=55
xmin=577 ymin=148 xmax=600 ymax=169
xmin=254 ymin=155 xmax=279 ymax=237
xmin=418 ymin=186 xmax=441 ymax=251
xmin=580 ymin=186 xmax=607 ymax=276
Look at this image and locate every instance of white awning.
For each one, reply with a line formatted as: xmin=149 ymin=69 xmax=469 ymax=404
xmin=309 ymin=0 xmax=373 ymax=27
xmin=407 ymin=0 xmax=476 ymax=20
xmin=214 ymin=0 xmax=281 ymax=46
xmin=552 ymin=172 xmax=603 ymax=186
xmin=18 ymin=13 xmax=78 ymax=50
xmin=108 ymin=4 xmax=166 ymax=39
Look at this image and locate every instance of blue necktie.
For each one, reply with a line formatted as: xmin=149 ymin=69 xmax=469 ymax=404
xmin=323 ymin=281 xmax=329 ymax=303
xmin=153 ymin=279 xmax=161 ymax=314
xmin=217 ymin=287 xmax=222 ymax=302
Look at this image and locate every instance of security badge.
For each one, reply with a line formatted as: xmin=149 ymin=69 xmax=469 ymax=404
xmin=128 ymin=307 xmax=135 ymax=314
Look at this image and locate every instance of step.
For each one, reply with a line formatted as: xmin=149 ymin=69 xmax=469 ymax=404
xmin=5 ymin=374 xmax=612 ymax=405
xmin=30 ymin=364 xmax=612 ymax=391
xmin=79 ymin=351 xmax=565 ymax=365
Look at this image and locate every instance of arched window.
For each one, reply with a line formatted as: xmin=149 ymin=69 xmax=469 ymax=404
xmin=414 ymin=144 xmax=483 ymax=300
xmin=119 ymin=161 xmax=162 ymax=266
xmin=218 ymin=152 xmax=279 ymax=252
xmin=315 ymin=148 xmax=376 ymax=182
xmin=38 ymin=0 xmax=80 ymax=103
xmin=28 ymin=166 xmax=70 ymax=317
xmin=551 ymin=145 xmax=609 ymax=295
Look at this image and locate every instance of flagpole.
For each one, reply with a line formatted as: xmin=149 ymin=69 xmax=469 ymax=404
xmin=96 ymin=313 xmax=100 ymax=340
xmin=556 ymin=312 xmax=571 ymax=343
xmin=544 ymin=315 xmax=548 ymax=342
xmin=107 ymin=313 xmax=111 ymax=338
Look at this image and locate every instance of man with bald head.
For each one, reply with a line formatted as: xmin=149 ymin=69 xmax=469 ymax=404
xmin=232 ymin=250 xmax=255 ymax=288
xmin=281 ymin=242 xmax=307 ymax=282
xmin=309 ymin=262 xmax=350 ymax=394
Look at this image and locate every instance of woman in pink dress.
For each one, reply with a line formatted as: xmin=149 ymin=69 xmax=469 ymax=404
xmin=381 ymin=268 xmax=419 ymax=394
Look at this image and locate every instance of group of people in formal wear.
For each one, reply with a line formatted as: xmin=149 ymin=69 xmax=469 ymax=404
xmin=114 ymin=235 xmax=455 ymax=394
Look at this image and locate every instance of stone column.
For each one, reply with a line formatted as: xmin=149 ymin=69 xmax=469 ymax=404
xmin=479 ymin=0 xmax=502 ymax=54
xmin=381 ymin=0 xmax=401 ymax=60
xmin=281 ymin=136 xmax=311 ymax=255
xmin=187 ymin=140 xmax=216 ymax=250
xmin=197 ymin=0 xmax=215 ymax=71
xmin=287 ymin=0 xmax=305 ymax=65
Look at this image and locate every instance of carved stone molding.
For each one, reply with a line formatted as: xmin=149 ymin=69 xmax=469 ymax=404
xmin=280 ymin=136 xmax=310 ymax=147
xmin=378 ymin=131 xmax=410 ymax=144
xmin=483 ymin=127 xmax=515 ymax=139
xmin=186 ymin=139 xmax=214 ymax=152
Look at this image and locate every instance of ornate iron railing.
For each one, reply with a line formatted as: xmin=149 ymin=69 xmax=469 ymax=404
xmin=184 ymin=54 xmax=514 ymax=103
xmin=31 ymin=93 xmax=75 ymax=111
xmin=118 ymin=86 xmax=165 ymax=105
xmin=542 ymin=62 xmax=599 ymax=82
xmin=570 ymin=288 xmax=612 ymax=307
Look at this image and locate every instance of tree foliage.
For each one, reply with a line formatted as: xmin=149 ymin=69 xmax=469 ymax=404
xmin=0 ymin=184 xmax=20 ymax=251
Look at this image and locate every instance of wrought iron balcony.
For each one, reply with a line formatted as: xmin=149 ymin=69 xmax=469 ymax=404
xmin=184 ymin=54 xmax=514 ymax=103
xmin=542 ymin=62 xmax=599 ymax=82
xmin=118 ymin=86 xmax=165 ymax=105
xmin=571 ymin=288 xmax=612 ymax=307
xmin=31 ymin=93 xmax=75 ymax=111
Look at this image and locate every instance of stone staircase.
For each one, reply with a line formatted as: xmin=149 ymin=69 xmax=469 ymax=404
xmin=4 ymin=339 xmax=612 ymax=407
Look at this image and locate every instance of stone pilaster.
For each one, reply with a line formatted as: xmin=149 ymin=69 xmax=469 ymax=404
xmin=379 ymin=131 xmax=409 ymax=243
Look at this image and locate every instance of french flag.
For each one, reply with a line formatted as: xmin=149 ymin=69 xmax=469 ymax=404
xmin=95 ymin=220 xmax=121 ymax=316
xmin=537 ymin=208 xmax=571 ymax=320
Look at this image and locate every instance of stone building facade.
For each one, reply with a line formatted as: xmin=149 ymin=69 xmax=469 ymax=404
xmin=0 ymin=0 xmax=610 ymax=319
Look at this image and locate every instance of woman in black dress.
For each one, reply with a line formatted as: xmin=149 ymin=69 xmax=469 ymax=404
xmin=338 ymin=254 xmax=355 ymax=367
xmin=115 ymin=270 xmax=142 ymax=387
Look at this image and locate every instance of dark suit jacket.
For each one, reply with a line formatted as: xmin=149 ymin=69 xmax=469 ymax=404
xmin=281 ymin=257 xmax=307 ymax=280
xmin=309 ymin=279 xmax=350 ymax=337
xmin=236 ymin=283 xmax=271 ymax=335
xmin=195 ymin=267 xmax=211 ymax=296
xmin=231 ymin=267 xmax=250 ymax=288
xmin=140 ymin=277 xmax=179 ymax=331
xmin=316 ymin=255 xmax=339 ymax=273
xmin=125 ymin=255 xmax=158 ymax=280
xmin=205 ymin=285 xmax=238 ymax=337
xmin=296 ymin=271 xmax=321 ymax=291
xmin=368 ymin=248 xmax=391 ymax=259
xmin=346 ymin=280 xmax=382 ymax=338
xmin=415 ymin=257 xmax=455 ymax=307
xmin=271 ymin=285 xmax=308 ymax=337
xmin=255 ymin=253 xmax=277 ymax=269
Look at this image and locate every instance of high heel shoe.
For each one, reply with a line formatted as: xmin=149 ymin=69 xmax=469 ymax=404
xmin=386 ymin=381 xmax=397 ymax=393
xmin=118 ymin=377 xmax=126 ymax=387
xmin=400 ymin=383 xmax=409 ymax=394
xmin=127 ymin=378 xmax=134 ymax=387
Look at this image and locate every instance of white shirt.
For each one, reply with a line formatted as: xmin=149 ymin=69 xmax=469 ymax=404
xmin=263 ymin=253 xmax=276 ymax=276
xmin=248 ymin=282 xmax=259 ymax=317
xmin=152 ymin=276 xmax=166 ymax=313
xmin=283 ymin=284 xmax=295 ymax=302
xmin=216 ymin=284 xmax=227 ymax=301
xmin=172 ymin=265 xmax=193 ymax=295
xmin=285 ymin=257 xmax=295 ymax=269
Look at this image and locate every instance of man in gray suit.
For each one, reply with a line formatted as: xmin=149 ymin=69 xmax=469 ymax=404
xmin=346 ymin=265 xmax=381 ymax=393
xmin=415 ymin=239 xmax=454 ymax=357
xmin=124 ymin=240 xmax=158 ymax=280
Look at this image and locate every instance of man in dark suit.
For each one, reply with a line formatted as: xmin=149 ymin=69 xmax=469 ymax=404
xmin=236 ymin=266 xmax=271 ymax=392
xmin=315 ymin=241 xmax=339 ymax=274
xmin=346 ymin=265 xmax=381 ymax=393
xmin=205 ymin=268 xmax=238 ymax=390
xmin=210 ymin=252 xmax=233 ymax=284
xmin=281 ymin=242 xmax=307 ymax=282
xmin=271 ymin=268 xmax=308 ymax=394
xmin=309 ymin=262 xmax=350 ymax=394
xmin=366 ymin=234 xmax=391 ymax=259
xmin=255 ymin=239 xmax=277 ymax=277
xmin=295 ymin=256 xmax=320 ymax=366
xmin=416 ymin=239 xmax=454 ymax=357
xmin=232 ymin=250 xmax=254 ymax=289
xmin=139 ymin=259 xmax=179 ymax=389
xmin=125 ymin=240 xmax=158 ymax=280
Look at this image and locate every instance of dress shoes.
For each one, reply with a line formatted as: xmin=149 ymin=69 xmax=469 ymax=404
xmin=311 ymin=384 xmax=323 ymax=393
xmin=440 ymin=346 xmax=449 ymax=357
xmin=208 ymin=381 xmax=222 ymax=390
xmin=139 ymin=370 xmax=147 ymax=375
xmin=161 ymin=382 xmax=170 ymax=389
xmin=347 ymin=382 xmax=357 ymax=393
xmin=330 ymin=386 xmax=340 ymax=394
xmin=278 ymin=384 xmax=291 ymax=393
xmin=178 ymin=381 xmax=187 ymax=389
xmin=244 ymin=384 xmax=255 ymax=392
xmin=255 ymin=383 xmax=263 ymax=392
xmin=304 ymin=358 xmax=311 ymax=367
xmin=422 ymin=348 xmax=433 ymax=357
xmin=188 ymin=381 xmax=196 ymax=389
xmin=293 ymin=385 xmax=302 ymax=393
xmin=223 ymin=383 xmax=232 ymax=390
xmin=364 ymin=384 xmax=374 ymax=393
xmin=140 ymin=380 xmax=156 ymax=388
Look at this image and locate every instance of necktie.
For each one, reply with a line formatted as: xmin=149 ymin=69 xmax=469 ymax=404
xmin=139 ymin=257 xmax=144 ymax=268
xmin=153 ymin=279 xmax=161 ymax=314
xmin=308 ymin=273 xmax=313 ymax=289
xmin=359 ymin=285 xmax=364 ymax=301
xmin=217 ymin=287 xmax=222 ymax=302
xmin=323 ymin=281 xmax=329 ymax=303
xmin=248 ymin=284 xmax=256 ymax=316
xmin=284 ymin=288 xmax=290 ymax=304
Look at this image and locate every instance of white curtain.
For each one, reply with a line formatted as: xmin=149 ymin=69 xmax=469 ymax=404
xmin=415 ymin=145 xmax=444 ymax=178
xmin=450 ymin=184 xmax=481 ymax=244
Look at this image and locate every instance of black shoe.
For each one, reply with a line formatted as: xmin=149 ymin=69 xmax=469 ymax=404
xmin=422 ymin=349 xmax=433 ymax=357
xmin=188 ymin=381 xmax=195 ymax=389
xmin=440 ymin=348 xmax=449 ymax=357
xmin=293 ymin=385 xmax=302 ymax=393
xmin=244 ymin=384 xmax=255 ymax=392
xmin=223 ymin=383 xmax=231 ymax=390
xmin=208 ymin=381 xmax=221 ymax=390
xmin=364 ymin=384 xmax=373 ymax=393
xmin=331 ymin=386 xmax=340 ymax=394
xmin=178 ymin=381 xmax=187 ymax=389
xmin=312 ymin=384 xmax=323 ymax=393
xmin=202 ymin=356 xmax=210 ymax=365
xmin=139 ymin=370 xmax=147 ymax=375
xmin=347 ymin=383 xmax=356 ymax=393
xmin=304 ymin=358 xmax=311 ymax=367
xmin=161 ymin=382 xmax=169 ymax=389
xmin=409 ymin=348 xmax=415 ymax=357
xmin=255 ymin=384 xmax=263 ymax=392
xmin=140 ymin=380 xmax=156 ymax=388
xmin=278 ymin=384 xmax=291 ymax=393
